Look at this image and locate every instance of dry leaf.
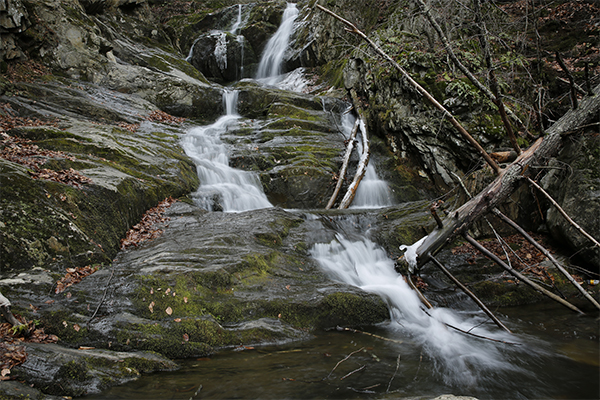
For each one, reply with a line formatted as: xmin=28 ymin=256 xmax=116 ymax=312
xmin=73 ymin=324 xmax=80 ymax=332
xmin=62 ymin=321 xmax=68 ymax=328
xmin=149 ymin=301 xmax=155 ymax=313
xmin=1 ymin=369 xmax=10 ymax=377
xmin=78 ymin=346 xmax=95 ymax=350
xmin=165 ymin=306 xmax=173 ymax=315
xmin=174 ymin=318 xmax=182 ymax=322
xmin=183 ymin=297 xmax=188 ymax=303
xmin=183 ymin=333 xmax=189 ymax=342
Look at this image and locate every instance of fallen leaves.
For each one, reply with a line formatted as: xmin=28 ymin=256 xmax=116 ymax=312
xmin=0 ymin=131 xmax=92 ymax=188
xmin=0 ymin=316 xmax=59 ymax=378
xmin=146 ymin=110 xmax=186 ymax=125
xmin=452 ymin=233 xmax=556 ymax=282
xmin=55 ymin=265 xmax=98 ymax=294
xmin=30 ymin=167 xmax=93 ymax=188
xmin=120 ymin=197 xmax=178 ymax=250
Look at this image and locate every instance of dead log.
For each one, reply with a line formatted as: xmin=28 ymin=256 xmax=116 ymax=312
xmin=410 ymin=83 xmax=600 ymax=269
xmin=316 ymin=4 xmax=501 ymax=175
xmin=326 ymin=117 xmax=359 ymax=209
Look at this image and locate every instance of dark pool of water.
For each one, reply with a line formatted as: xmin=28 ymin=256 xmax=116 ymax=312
xmin=85 ymin=303 xmax=599 ymax=399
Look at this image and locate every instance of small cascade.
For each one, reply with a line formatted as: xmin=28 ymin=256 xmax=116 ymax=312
xmin=214 ymin=32 xmax=228 ymax=73
xmin=256 ymin=3 xmax=299 ymax=85
xmin=182 ymin=90 xmax=273 ymax=212
xmin=310 ymin=230 xmax=518 ymax=386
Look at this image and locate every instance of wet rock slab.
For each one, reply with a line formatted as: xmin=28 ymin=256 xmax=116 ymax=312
xmin=35 ymin=202 xmax=388 ymax=361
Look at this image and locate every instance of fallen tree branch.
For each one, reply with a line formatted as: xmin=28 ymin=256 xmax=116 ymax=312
xmin=526 ymin=176 xmax=600 ymax=250
xmin=429 ymin=254 xmax=512 ymax=333
xmin=492 ymin=209 xmax=600 ymax=311
xmin=327 ymin=117 xmax=359 ymax=209
xmin=463 ymin=234 xmax=584 ymax=314
xmin=316 ymin=4 xmax=501 ymax=175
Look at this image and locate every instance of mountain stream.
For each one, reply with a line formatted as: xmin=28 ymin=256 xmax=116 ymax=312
xmin=84 ymin=3 xmax=599 ymax=399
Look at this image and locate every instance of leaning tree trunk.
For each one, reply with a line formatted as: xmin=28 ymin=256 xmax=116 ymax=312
xmin=412 ymin=83 xmax=600 ymax=269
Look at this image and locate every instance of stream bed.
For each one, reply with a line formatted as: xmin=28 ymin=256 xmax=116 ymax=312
xmin=84 ymin=301 xmax=598 ymax=399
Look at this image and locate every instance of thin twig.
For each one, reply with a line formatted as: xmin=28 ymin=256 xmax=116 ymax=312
xmin=493 ymin=207 xmax=600 ymax=311
xmin=429 ymin=254 xmax=512 ymax=333
xmin=326 ymin=347 xmax=364 ymax=379
xmin=464 ymin=234 xmax=584 ymax=314
xmin=386 ymin=354 xmax=401 ymax=393
xmin=340 ymin=365 xmax=366 ymax=380
xmin=87 ymin=265 xmax=116 ymax=325
xmin=337 ymin=326 xmax=403 ymax=344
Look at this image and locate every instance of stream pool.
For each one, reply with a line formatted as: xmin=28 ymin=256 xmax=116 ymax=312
xmin=84 ymin=302 xmax=598 ymax=399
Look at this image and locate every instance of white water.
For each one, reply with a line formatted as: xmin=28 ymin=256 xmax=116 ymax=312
xmin=229 ymin=4 xmax=243 ymax=34
xmin=182 ymin=91 xmax=273 ymax=212
xmin=256 ymin=3 xmax=299 ymax=85
xmin=311 ymin=233 xmax=519 ymax=386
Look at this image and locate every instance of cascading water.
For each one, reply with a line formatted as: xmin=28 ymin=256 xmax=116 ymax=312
xmin=229 ymin=4 xmax=242 ymax=34
xmin=310 ymin=229 xmax=519 ymax=387
xmin=255 ymin=3 xmax=299 ymax=85
xmin=181 ymin=90 xmax=273 ymax=212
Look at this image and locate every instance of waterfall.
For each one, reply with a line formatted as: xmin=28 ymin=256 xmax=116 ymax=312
xmin=310 ymin=232 xmax=518 ymax=387
xmin=181 ymin=90 xmax=273 ymax=212
xmin=256 ymin=3 xmax=299 ymax=85
xmin=229 ymin=4 xmax=242 ymax=34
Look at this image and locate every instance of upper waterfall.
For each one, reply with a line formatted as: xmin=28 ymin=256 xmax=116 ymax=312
xmin=255 ymin=3 xmax=299 ymax=85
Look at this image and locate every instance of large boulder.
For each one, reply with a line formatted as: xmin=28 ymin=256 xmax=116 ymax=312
xmin=541 ymin=132 xmax=600 ymax=269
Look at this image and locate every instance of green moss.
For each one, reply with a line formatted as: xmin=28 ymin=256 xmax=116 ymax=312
xmin=319 ymin=58 xmax=348 ymax=88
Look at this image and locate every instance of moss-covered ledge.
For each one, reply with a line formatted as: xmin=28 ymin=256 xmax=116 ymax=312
xmin=0 ymin=100 xmax=199 ymax=273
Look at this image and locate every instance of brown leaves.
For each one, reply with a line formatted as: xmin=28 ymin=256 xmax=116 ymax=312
xmin=146 ymin=110 xmax=186 ymax=125
xmin=30 ymin=167 xmax=93 ymax=188
xmin=55 ymin=265 xmax=98 ymax=294
xmin=1 ymin=317 xmax=59 ymax=378
xmin=4 ymin=60 xmax=51 ymax=84
xmin=0 ymin=133 xmax=92 ymax=188
xmin=115 ymin=110 xmax=185 ymax=133
xmin=452 ymin=233 xmax=555 ymax=281
xmin=120 ymin=197 xmax=178 ymax=250
xmin=0 ymin=103 xmax=59 ymax=133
